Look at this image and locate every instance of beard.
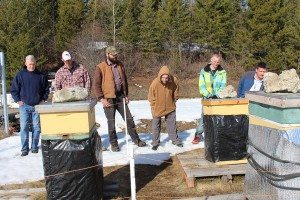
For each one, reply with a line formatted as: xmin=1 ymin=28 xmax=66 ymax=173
xmin=108 ymin=56 xmax=117 ymax=63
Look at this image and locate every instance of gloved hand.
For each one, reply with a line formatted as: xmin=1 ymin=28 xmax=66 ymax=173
xmin=210 ymin=95 xmax=219 ymax=99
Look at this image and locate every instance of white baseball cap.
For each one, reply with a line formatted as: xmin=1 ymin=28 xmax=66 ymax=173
xmin=62 ymin=51 xmax=72 ymax=61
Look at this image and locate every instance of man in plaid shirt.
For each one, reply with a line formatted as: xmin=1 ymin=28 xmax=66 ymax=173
xmin=55 ymin=51 xmax=91 ymax=92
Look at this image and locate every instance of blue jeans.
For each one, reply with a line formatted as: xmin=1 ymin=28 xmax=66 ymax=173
xmin=19 ymin=104 xmax=41 ymax=152
xmin=195 ymin=117 xmax=204 ymax=139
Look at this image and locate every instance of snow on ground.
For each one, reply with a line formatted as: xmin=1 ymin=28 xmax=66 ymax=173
xmin=0 ymin=98 xmax=203 ymax=185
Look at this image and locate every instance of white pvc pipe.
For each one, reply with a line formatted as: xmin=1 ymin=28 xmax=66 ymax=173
xmin=129 ymin=144 xmax=136 ymax=200
xmin=123 ymin=98 xmax=129 ymax=155
xmin=0 ymin=52 xmax=9 ymax=135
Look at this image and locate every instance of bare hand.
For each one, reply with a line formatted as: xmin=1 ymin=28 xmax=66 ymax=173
xmin=18 ymin=101 xmax=24 ymax=106
xmin=101 ymin=98 xmax=111 ymax=107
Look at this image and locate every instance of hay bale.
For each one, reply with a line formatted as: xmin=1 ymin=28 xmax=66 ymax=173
xmin=52 ymin=87 xmax=88 ymax=103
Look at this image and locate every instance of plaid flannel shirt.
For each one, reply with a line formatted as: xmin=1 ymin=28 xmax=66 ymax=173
xmin=55 ymin=62 xmax=91 ymax=92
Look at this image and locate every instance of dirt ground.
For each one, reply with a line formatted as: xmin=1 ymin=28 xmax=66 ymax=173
xmin=103 ymin=149 xmax=244 ymax=200
xmin=0 ymin=120 xmax=244 ymax=200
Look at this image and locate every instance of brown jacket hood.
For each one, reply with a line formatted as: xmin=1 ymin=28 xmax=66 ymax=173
xmin=148 ymin=66 xmax=179 ymax=117
xmin=157 ymin=66 xmax=171 ymax=80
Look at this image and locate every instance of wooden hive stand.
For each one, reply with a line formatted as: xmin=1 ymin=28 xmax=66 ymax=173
xmin=177 ymin=152 xmax=247 ymax=188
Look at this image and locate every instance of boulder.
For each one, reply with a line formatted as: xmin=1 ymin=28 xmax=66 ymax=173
xmin=263 ymin=72 xmax=281 ymax=93
xmin=218 ymin=85 xmax=237 ymax=98
xmin=52 ymin=87 xmax=88 ymax=103
xmin=263 ymin=69 xmax=300 ymax=93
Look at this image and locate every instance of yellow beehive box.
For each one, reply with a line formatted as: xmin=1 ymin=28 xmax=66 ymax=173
xmin=35 ymin=100 xmax=97 ymax=136
xmin=202 ymin=98 xmax=249 ymax=115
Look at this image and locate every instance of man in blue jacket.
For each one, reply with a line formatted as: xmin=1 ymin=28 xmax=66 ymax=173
xmin=237 ymin=62 xmax=267 ymax=98
xmin=11 ymin=55 xmax=49 ymax=156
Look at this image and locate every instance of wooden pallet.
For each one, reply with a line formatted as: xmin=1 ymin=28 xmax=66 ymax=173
xmin=177 ymin=153 xmax=247 ymax=188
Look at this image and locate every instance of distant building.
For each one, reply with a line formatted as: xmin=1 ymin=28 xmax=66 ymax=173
xmin=87 ymin=41 xmax=108 ymax=51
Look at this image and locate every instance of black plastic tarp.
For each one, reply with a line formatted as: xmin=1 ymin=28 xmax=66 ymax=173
xmin=204 ymin=115 xmax=249 ymax=162
xmin=41 ymin=130 xmax=103 ymax=200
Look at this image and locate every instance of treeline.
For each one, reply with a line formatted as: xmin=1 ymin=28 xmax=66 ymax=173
xmin=0 ymin=0 xmax=299 ymax=83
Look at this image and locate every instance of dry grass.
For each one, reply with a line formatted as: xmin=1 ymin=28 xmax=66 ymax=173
xmin=0 ymin=180 xmax=44 ymax=190
xmin=103 ymin=149 xmax=244 ymax=199
xmin=0 ymin=130 xmax=5 ymax=140
xmin=31 ymin=192 xmax=47 ymax=200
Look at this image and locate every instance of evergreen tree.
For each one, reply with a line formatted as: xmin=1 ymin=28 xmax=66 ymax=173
xmin=27 ymin=0 xmax=53 ymax=69
xmin=87 ymin=0 xmax=127 ymax=44
xmin=237 ymin=0 xmax=300 ymax=71
xmin=0 ymin=1 xmax=37 ymax=81
xmin=231 ymin=6 xmax=252 ymax=66
xmin=55 ymin=0 xmax=85 ymax=51
xmin=118 ymin=0 xmax=141 ymax=47
xmin=0 ymin=0 xmax=53 ymax=80
xmin=139 ymin=0 xmax=160 ymax=53
xmin=156 ymin=0 xmax=191 ymax=52
xmin=193 ymin=0 xmax=240 ymax=54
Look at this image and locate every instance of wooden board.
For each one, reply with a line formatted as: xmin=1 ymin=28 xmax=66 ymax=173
xmin=249 ymin=115 xmax=300 ymax=130
xmin=245 ymin=91 xmax=300 ymax=108
xmin=177 ymin=153 xmax=247 ymax=188
xmin=203 ymin=104 xmax=248 ymax=115
xmin=202 ymin=98 xmax=249 ymax=106
xmin=215 ymin=158 xmax=247 ymax=166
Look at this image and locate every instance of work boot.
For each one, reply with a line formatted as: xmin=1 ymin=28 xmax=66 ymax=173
xmin=21 ymin=151 xmax=29 ymax=157
xmin=192 ymin=136 xmax=201 ymax=144
xmin=111 ymin=144 xmax=120 ymax=152
xmin=133 ymin=139 xmax=146 ymax=147
xmin=172 ymin=141 xmax=183 ymax=147
xmin=152 ymin=145 xmax=159 ymax=151
xmin=31 ymin=149 xmax=38 ymax=153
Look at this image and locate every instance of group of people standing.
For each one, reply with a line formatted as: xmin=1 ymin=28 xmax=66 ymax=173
xmin=11 ymin=46 xmax=267 ymax=156
xmin=191 ymin=55 xmax=267 ymax=144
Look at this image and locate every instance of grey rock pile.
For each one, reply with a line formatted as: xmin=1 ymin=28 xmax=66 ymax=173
xmin=52 ymin=87 xmax=88 ymax=103
xmin=263 ymin=68 xmax=300 ymax=93
xmin=218 ymin=85 xmax=237 ymax=98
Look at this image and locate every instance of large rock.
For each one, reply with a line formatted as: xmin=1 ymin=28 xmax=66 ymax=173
xmin=52 ymin=87 xmax=88 ymax=103
xmin=263 ymin=69 xmax=300 ymax=93
xmin=263 ymin=72 xmax=281 ymax=93
xmin=218 ymin=85 xmax=237 ymax=98
xmin=279 ymin=68 xmax=300 ymax=93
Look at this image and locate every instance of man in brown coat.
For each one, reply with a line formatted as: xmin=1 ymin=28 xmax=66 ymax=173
xmin=93 ymin=46 xmax=146 ymax=152
xmin=148 ymin=66 xmax=183 ymax=150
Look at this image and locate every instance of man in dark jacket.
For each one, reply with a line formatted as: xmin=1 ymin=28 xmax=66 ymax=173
xmin=93 ymin=46 xmax=146 ymax=152
xmin=237 ymin=62 xmax=267 ymax=98
xmin=11 ymin=55 xmax=49 ymax=156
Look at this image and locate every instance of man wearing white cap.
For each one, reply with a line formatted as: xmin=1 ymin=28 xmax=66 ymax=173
xmin=55 ymin=51 xmax=91 ymax=92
